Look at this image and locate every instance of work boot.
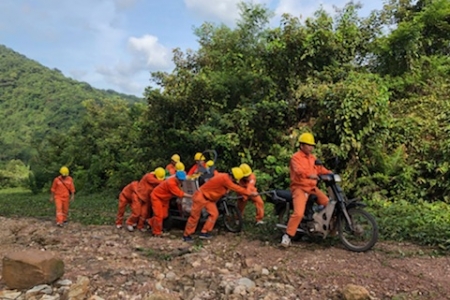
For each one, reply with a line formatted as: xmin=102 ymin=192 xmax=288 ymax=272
xmin=256 ymin=220 xmax=265 ymax=225
xmin=199 ymin=232 xmax=212 ymax=240
xmin=116 ymin=225 xmax=122 ymax=229
xmin=281 ymin=234 xmax=291 ymax=248
xmin=126 ymin=225 xmax=134 ymax=232
xmin=183 ymin=235 xmax=194 ymax=242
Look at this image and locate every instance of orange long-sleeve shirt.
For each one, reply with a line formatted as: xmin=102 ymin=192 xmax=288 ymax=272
xmin=137 ymin=173 xmax=163 ymax=202
xmin=187 ymin=162 xmax=206 ymax=175
xmin=166 ymin=164 xmax=176 ymax=175
xmin=290 ymin=150 xmax=331 ymax=192
xmin=50 ymin=175 xmax=75 ymax=201
xmin=151 ymin=176 xmax=185 ymax=202
xmin=199 ymin=172 xmax=251 ymax=202
xmin=121 ymin=181 xmax=138 ymax=199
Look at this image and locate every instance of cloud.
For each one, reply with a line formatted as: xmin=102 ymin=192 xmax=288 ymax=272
xmin=184 ymin=0 xmax=271 ymax=25
xmin=274 ymin=0 xmax=341 ymax=21
xmin=92 ymin=34 xmax=173 ymax=95
xmin=128 ymin=35 xmax=172 ymax=71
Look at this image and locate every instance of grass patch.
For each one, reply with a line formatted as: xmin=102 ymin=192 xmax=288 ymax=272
xmin=366 ymin=198 xmax=450 ymax=252
xmin=0 ymin=188 xmax=118 ymax=225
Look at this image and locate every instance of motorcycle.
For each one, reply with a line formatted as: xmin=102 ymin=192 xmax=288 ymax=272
xmin=265 ymin=160 xmax=378 ymax=252
xmin=164 ymin=149 xmax=243 ymax=233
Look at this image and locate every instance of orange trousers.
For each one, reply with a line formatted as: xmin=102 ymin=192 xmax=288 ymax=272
xmin=237 ymin=186 xmax=264 ymax=222
xmin=184 ymin=191 xmax=219 ymax=236
xmin=55 ymin=198 xmax=70 ymax=224
xmin=286 ymin=187 xmax=329 ymax=237
xmin=116 ymin=193 xmax=141 ymax=226
xmin=137 ymin=198 xmax=151 ymax=230
xmin=148 ymin=197 xmax=169 ymax=236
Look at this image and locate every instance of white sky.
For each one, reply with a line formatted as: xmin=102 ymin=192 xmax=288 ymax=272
xmin=0 ymin=0 xmax=384 ymax=97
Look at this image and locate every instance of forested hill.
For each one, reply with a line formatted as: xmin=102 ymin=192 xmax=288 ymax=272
xmin=0 ymin=44 xmax=143 ymax=162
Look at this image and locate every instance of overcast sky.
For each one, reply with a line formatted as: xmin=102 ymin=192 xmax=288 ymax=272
xmin=0 ymin=0 xmax=384 ymax=97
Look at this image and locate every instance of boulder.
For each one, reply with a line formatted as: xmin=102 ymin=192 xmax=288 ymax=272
xmin=2 ymin=250 xmax=64 ymax=289
xmin=341 ymin=284 xmax=371 ymax=300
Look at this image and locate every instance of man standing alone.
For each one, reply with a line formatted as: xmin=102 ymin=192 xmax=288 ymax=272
xmin=50 ymin=166 xmax=75 ymax=227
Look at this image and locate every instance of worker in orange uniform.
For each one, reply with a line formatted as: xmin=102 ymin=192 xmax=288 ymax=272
xmin=281 ymin=132 xmax=332 ymax=247
xmin=49 ymin=166 xmax=75 ymax=227
xmin=187 ymin=152 xmax=206 ymax=175
xmin=115 ymin=180 xmax=140 ymax=230
xmin=182 ymin=167 xmax=258 ymax=242
xmin=149 ymin=170 xmax=192 ymax=237
xmin=166 ymin=154 xmax=181 ymax=175
xmin=136 ymin=167 xmax=166 ymax=232
xmin=237 ymin=163 xmax=265 ymax=225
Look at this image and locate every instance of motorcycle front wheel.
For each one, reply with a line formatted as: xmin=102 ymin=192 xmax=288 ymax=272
xmin=222 ymin=204 xmax=243 ymax=233
xmin=338 ymin=208 xmax=378 ymax=252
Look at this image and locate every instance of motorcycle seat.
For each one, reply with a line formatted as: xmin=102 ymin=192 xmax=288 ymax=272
xmin=273 ymin=190 xmax=293 ymax=203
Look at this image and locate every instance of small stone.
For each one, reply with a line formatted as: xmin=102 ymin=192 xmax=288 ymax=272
xmin=166 ymin=271 xmax=176 ymax=280
xmin=56 ymin=279 xmax=72 ymax=287
xmin=237 ymin=277 xmax=255 ymax=292
xmin=156 ymin=273 xmax=165 ymax=280
xmin=0 ymin=290 xmax=22 ymax=299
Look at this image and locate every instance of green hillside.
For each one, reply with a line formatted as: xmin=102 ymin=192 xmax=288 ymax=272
xmin=0 ymin=44 xmax=143 ymax=163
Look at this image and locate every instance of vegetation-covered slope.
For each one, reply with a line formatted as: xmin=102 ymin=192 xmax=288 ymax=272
xmin=0 ymin=44 xmax=142 ymax=163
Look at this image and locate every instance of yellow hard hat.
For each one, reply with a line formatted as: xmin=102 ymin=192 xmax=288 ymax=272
xmin=206 ymin=160 xmax=214 ymax=167
xmin=171 ymin=154 xmax=181 ymax=163
xmin=59 ymin=166 xmax=69 ymax=176
xmin=231 ymin=167 xmax=244 ymax=181
xmin=239 ymin=163 xmax=252 ymax=177
xmin=154 ymin=167 xmax=166 ymax=180
xmin=298 ymin=132 xmax=316 ymax=146
xmin=194 ymin=152 xmax=205 ymax=161
xmin=175 ymin=162 xmax=185 ymax=171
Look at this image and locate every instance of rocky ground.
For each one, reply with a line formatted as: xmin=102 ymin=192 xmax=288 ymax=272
xmin=0 ymin=216 xmax=449 ymax=300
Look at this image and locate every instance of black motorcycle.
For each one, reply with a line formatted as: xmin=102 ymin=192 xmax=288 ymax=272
xmin=266 ymin=165 xmax=378 ymax=252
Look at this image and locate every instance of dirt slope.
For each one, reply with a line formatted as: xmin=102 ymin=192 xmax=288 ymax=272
xmin=0 ymin=216 xmax=449 ymax=299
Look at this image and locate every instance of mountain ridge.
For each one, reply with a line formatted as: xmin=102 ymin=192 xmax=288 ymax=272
xmin=0 ymin=44 xmax=144 ymax=163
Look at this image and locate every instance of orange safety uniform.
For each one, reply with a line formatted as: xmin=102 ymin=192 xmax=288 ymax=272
xmin=184 ymin=172 xmax=251 ymax=236
xmin=237 ymin=173 xmax=264 ymax=222
xmin=50 ymin=175 xmax=75 ymax=225
xmin=136 ymin=173 xmax=164 ymax=230
xmin=149 ymin=177 xmax=185 ymax=236
xmin=286 ymin=150 xmax=331 ymax=237
xmin=166 ymin=163 xmax=176 ymax=175
xmin=116 ymin=181 xmax=140 ymax=227
xmin=187 ymin=161 xmax=206 ymax=175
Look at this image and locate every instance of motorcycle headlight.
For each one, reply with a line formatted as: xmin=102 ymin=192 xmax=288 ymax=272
xmin=333 ymin=174 xmax=342 ymax=182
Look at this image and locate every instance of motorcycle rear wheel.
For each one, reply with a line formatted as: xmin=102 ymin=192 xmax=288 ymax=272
xmin=222 ymin=204 xmax=243 ymax=233
xmin=338 ymin=208 xmax=378 ymax=252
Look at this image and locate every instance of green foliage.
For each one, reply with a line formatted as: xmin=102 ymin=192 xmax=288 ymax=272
xmin=367 ymin=197 xmax=450 ymax=251
xmin=0 ymin=160 xmax=30 ymax=188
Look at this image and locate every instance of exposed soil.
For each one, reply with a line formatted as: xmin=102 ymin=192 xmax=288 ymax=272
xmin=0 ymin=216 xmax=449 ymax=299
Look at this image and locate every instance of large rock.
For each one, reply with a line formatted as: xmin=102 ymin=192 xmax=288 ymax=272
xmin=341 ymin=284 xmax=371 ymax=300
xmin=2 ymin=250 xmax=64 ymax=289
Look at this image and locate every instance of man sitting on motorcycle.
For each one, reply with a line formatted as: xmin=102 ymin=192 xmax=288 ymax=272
xmin=281 ymin=132 xmax=332 ymax=247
